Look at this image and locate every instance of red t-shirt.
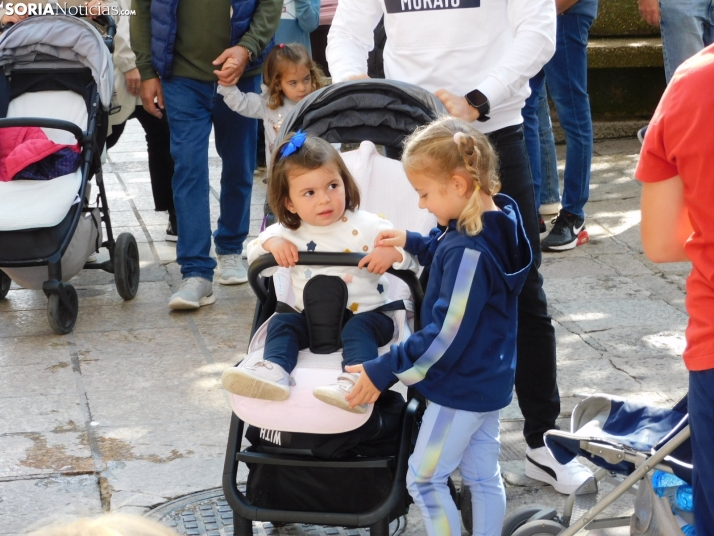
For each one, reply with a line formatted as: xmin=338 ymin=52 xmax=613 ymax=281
xmin=635 ymin=45 xmax=714 ymax=372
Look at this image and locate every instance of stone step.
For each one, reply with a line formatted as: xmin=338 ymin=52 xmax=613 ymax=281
xmin=588 ymin=37 xmax=663 ymax=69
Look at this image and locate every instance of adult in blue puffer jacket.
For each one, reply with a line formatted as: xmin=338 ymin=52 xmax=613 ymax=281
xmin=131 ymin=0 xmax=282 ymax=309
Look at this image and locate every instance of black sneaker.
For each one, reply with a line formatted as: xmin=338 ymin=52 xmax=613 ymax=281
xmin=165 ymin=211 xmax=178 ymax=242
xmin=541 ymin=209 xmax=585 ymax=252
xmin=538 ymin=213 xmax=547 ymax=241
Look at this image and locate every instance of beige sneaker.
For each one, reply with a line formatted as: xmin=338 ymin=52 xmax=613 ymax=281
xmin=221 ymin=360 xmax=291 ymax=400
xmin=313 ymin=372 xmax=368 ymax=414
xmin=168 ymin=277 xmax=215 ymax=310
xmin=217 ymin=254 xmax=248 ymax=285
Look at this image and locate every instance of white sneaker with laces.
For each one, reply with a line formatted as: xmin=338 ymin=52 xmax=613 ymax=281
xmin=525 ymin=446 xmax=594 ymax=495
xmin=217 ymin=254 xmax=248 ymax=285
xmin=221 ymin=360 xmax=291 ymax=400
xmin=168 ymin=277 xmax=216 ymax=310
xmin=313 ymin=372 xmax=368 ymax=414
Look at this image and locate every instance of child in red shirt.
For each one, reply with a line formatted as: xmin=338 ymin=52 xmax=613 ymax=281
xmin=635 ymin=44 xmax=714 ymax=536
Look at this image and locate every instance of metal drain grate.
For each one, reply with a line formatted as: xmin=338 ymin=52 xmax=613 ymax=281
xmin=146 ymin=488 xmax=406 ymax=536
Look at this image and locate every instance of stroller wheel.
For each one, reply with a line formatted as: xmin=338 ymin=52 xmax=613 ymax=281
xmin=502 ymin=505 xmax=560 ymax=536
xmin=114 ymin=233 xmax=140 ymax=300
xmin=47 ymin=284 xmax=79 ymax=335
xmin=461 ymin=484 xmax=473 ymax=534
xmin=0 ymin=270 xmax=10 ymax=299
xmin=511 ymin=519 xmax=565 ymax=536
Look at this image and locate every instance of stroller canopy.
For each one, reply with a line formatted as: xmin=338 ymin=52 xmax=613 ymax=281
xmin=0 ymin=16 xmax=113 ymax=108
xmin=276 ymin=79 xmax=447 ymax=149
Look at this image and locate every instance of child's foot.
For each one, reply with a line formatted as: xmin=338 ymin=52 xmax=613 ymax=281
xmin=221 ymin=360 xmax=291 ymax=400
xmin=313 ymin=372 xmax=368 ymax=414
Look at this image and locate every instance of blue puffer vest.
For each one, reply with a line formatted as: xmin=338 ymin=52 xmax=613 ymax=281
xmin=149 ymin=0 xmax=273 ymax=79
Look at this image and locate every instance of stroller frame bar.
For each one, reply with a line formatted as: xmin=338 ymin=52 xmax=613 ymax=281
xmin=0 ymin=117 xmax=86 ymax=144
xmin=222 ymin=397 xmax=421 ymax=532
xmin=559 ymin=424 xmax=691 ymax=535
xmin=248 ymin=252 xmax=424 ymax=329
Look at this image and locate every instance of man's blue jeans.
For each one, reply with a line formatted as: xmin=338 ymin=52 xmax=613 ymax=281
xmin=660 ymin=0 xmax=714 ymax=83
xmin=524 ymin=13 xmax=594 ymax=219
xmin=162 ymin=75 xmax=259 ymax=281
xmin=522 ymin=75 xmax=560 ymax=210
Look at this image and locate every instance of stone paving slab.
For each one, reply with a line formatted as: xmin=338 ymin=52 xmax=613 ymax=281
xmin=0 ymin=121 xmax=694 ymax=534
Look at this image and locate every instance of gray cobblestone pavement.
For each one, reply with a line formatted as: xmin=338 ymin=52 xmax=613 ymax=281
xmin=0 ymin=119 xmax=689 ymax=535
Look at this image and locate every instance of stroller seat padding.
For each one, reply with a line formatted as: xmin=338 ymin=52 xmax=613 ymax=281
xmin=0 ymin=91 xmax=87 ymax=231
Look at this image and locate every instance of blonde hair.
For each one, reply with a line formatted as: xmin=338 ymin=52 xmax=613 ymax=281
xmin=402 ymin=116 xmax=500 ymax=236
xmin=28 ymin=513 xmax=179 ymax=536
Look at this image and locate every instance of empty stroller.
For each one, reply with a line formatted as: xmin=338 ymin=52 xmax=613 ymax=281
xmin=222 ymin=80 xmax=480 ymax=535
xmin=0 ymin=14 xmax=140 ymax=334
xmin=502 ymin=393 xmax=692 ymax=535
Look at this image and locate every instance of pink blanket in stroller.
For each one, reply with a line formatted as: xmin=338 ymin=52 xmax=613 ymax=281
xmin=0 ymin=126 xmax=80 ymax=182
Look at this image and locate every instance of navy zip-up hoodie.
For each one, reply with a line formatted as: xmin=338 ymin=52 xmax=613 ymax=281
xmin=363 ymin=194 xmax=533 ymax=413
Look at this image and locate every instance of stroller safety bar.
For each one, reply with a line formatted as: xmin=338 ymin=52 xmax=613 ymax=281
xmin=222 ymin=397 xmax=421 ymax=528
xmin=0 ymin=117 xmax=86 ymax=144
xmin=248 ymin=252 xmax=424 ymax=328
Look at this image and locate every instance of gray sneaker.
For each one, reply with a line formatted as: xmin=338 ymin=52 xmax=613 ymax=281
xmin=313 ymin=372 xmax=368 ymax=414
xmin=217 ymin=254 xmax=248 ymax=285
xmin=168 ymin=277 xmax=216 ymax=310
xmin=221 ymin=360 xmax=291 ymax=400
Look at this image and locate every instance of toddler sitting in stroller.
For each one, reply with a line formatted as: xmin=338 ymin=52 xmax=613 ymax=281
xmin=221 ymin=131 xmax=417 ymax=413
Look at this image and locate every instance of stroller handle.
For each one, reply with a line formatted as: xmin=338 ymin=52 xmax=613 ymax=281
xmin=248 ymin=251 xmax=424 ymax=310
xmin=0 ymin=117 xmax=85 ymax=143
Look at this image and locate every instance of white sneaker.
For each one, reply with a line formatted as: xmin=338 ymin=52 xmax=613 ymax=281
xmin=168 ymin=277 xmax=216 ymax=310
xmin=525 ymin=446 xmax=594 ymax=495
xmin=221 ymin=360 xmax=291 ymax=400
xmin=217 ymin=254 xmax=248 ymax=285
xmin=313 ymin=372 xmax=368 ymax=414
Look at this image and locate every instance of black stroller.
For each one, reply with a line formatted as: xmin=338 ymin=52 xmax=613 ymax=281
xmin=0 ymin=14 xmax=140 ymax=334
xmin=222 ymin=80 xmax=474 ymax=535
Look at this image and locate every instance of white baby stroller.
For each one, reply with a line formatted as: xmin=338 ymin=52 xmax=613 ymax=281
xmin=502 ymin=394 xmax=692 ymax=535
xmin=222 ymin=80 xmax=480 ymax=535
xmin=0 ymin=14 xmax=140 ymax=335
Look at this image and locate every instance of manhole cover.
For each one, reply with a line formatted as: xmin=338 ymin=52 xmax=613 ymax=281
xmin=146 ymin=487 xmax=406 ymax=536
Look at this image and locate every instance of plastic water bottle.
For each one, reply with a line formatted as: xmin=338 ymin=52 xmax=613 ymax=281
xmin=651 ymin=470 xmax=686 ymax=491
xmin=651 ymin=470 xmax=694 ymax=512
xmin=682 ymin=524 xmax=696 ymax=536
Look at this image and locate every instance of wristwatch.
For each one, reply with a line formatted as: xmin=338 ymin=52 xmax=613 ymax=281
xmin=239 ymin=45 xmax=254 ymax=62
xmin=465 ymin=89 xmax=491 ymax=122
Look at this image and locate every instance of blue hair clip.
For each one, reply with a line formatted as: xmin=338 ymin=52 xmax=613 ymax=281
xmin=279 ymin=130 xmax=307 ymax=160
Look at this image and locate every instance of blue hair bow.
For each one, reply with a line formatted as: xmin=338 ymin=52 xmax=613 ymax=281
xmin=279 ymin=130 xmax=307 ymax=160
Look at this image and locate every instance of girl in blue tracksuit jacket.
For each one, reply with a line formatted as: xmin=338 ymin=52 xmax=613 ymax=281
xmin=346 ymin=117 xmax=533 ymax=536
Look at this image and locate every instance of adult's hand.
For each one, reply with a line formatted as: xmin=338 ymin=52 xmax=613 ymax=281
xmin=212 ymin=46 xmax=250 ymax=87
xmin=140 ymin=78 xmax=165 ymax=119
xmin=435 ymin=88 xmax=481 ymax=123
xmin=1 ymin=12 xmax=29 ymax=26
xmin=124 ymin=68 xmax=141 ymax=97
xmin=638 ymin=0 xmax=660 ymax=27
xmin=346 ymin=74 xmax=370 ymax=81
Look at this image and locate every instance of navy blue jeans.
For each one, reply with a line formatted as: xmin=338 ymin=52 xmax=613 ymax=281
xmin=161 ymin=75 xmax=259 ymax=281
xmin=263 ymin=311 xmax=394 ymax=373
xmin=690 ymin=368 xmax=714 ymax=535
xmin=526 ymin=13 xmax=594 ymax=219
xmin=522 ymin=73 xmax=561 ymax=209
